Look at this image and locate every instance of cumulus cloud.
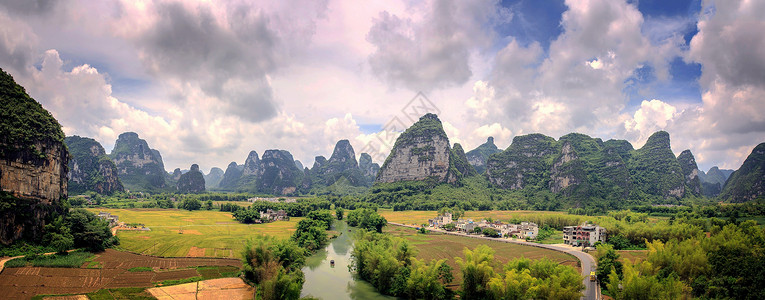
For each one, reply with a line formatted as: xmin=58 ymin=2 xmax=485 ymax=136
xmin=366 ymin=0 xmax=499 ymax=91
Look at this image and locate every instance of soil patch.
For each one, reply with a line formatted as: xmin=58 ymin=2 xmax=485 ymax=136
xmin=147 ymin=277 xmax=253 ymax=300
xmin=0 ymin=249 xmax=241 ymax=299
xmin=187 ymin=247 xmax=206 ymax=257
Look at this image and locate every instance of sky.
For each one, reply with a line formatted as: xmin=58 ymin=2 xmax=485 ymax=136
xmin=1 ymin=0 xmax=764 ymax=174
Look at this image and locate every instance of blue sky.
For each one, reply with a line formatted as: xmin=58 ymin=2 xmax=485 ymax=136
xmin=0 ymin=0 xmax=763 ymax=172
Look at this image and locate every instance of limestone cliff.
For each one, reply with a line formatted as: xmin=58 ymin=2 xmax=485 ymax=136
xmin=720 ymin=143 xmax=765 ymax=202
xmin=0 ymin=68 xmax=68 ymax=245
xmin=311 ymin=140 xmax=365 ymax=187
xmin=450 ymin=143 xmax=477 ymax=179
xmin=65 ymin=136 xmax=123 ymax=195
xmin=359 ymin=153 xmax=381 ymax=186
xmin=486 ymin=134 xmax=558 ymax=190
xmin=627 ymin=131 xmax=686 ymax=198
xmin=376 ymin=113 xmax=463 ymax=184
xmin=242 ymin=151 xmax=261 ymax=176
xmin=177 ymin=164 xmax=205 ymax=193
xmin=466 ymin=137 xmax=501 ymax=174
xmin=677 ymin=150 xmax=701 ymax=196
xmin=204 ymin=167 xmax=224 ymax=189
xmin=109 ymin=132 xmax=168 ymax=191
xmin=255 ymin=150 xmax=304 ymax=195
xmin=218 ymin=162 xmax=243 ymax=189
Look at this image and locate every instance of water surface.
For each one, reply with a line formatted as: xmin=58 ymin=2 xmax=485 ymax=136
xmin=301 ymin=220 xmax=396 ymax=300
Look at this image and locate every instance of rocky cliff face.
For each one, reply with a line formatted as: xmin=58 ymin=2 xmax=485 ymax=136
xmin=359 ymin=153 xmax=381 ymax=185
xmin=721 ymin=143 xmax=765 ymax=202
xmin=204 ymin=167 xmax=224 ymax=189
xmin=109 ymin=132 xmax=168 ymax=191
xmin=242 ymin=151 xmax=261 ymax=176
xmin=677 ymin=150 xmax=701 ymax=196
xmin=177 ymin=164 xmax=205 ymax=193
xmin=484 ymin=130 xmax=690 ymax=205
xmin=486 ymin=134 xmax=558 ymax=190
xmin=218 ymin=162 xmax=243 ymax=189
xmin=466 ymin=137 xmax=501 ymax=174
xmin=627 ymin=131 xmax=686 ymax=198
xmin=0 ymin=68 xmax=68 ymax=245
xmin=376 ymin=113 xmax=463 ymax=184
xmin=172 ymin=168 xmax=182 ymax=181
xmin=255 ymin=150 xmax=304 ymax=195
xmin=65 ymin=136 xmax=123 ymax=195
xmin=450 ymin=143 xmax=477 ymax=179
xmin=311 ymin=140 xmax=365 ymax=186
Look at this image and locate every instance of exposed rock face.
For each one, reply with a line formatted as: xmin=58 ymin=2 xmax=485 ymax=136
xmin=204 ymin=167 xmax=224 ymax=189
xmin=677 ymin=150 xmax=701 ymax=196
xmin=109 ymin=132 xmax=167 ymax=191
xmin=376 ymin=113 xmax=463 ymax=184
xmin=721 ymin=143 xmax=765 ymax=202
xmin=359 ymin=153 xmax=381 ymax=185
xmin=172 ymin=168 xmax=182 ymax=181
xmin=627 ymin=131 xmax=686 ymax=198
xmin=218 ymin=162 xmax=243 ymax=189
xmin=486 ymin=134 xmax=558 ymax=190
xmin=177 ymin=164 xmax=205 ymax=193
xmin=466 ymin=137 xmax=501 ymax=174
xmin=311 ymin=140 xmax=365 ymax=186
xmin=295 ymin=160 xmax=304 ymax=170
xmin=65 ymin=136 xmax=123 ymax=195
xmin=450 ymin=143 xmax=477 ymax=179
xmin=242 ymin=151 xmax=261 ymax=176
xmin=256 ymin=150 xmax=304 ymax=195
xmin=549 ymin=141 xmax=582 ymax=194
xmin=0 ymin=68 xmax=68 ymax=245
xmin=312 ymin=156 xmax=327 ymax=171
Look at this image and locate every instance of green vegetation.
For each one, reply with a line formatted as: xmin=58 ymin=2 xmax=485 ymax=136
xmin=128 ymin=266 xmax=153 ymax=272
xmin=465 ymin=137 xmax=501 ymax=174
xmin=600 ymin=221 xmax=765 ymax=299
xmin=450 ymin=143 xmax=477 ymax=178
xmin=346 ymin=208 xmax=387 ymax=233
xmin=0 ymin=68 xmax=64 ymax=158
xmin=721 ymin=143 xmax=765 ymax=202
xmin=5 ymin=250 xmax=94 ymax=268
xmin=457 ymin=245 xmax=583 ymax=300
xmin=350 ymin=230 xmax=454 ymax=299
xmin=291 ymin=212 xmax=331 ymax=251
xmin=65 ymin=136 xmax=124 ymax=195
xmin=242 ymin=236 xmax=307 ymax=300
xmin=380 ymin=113 xmax=448 ymax=170
xmin=85 ymin=287 xmax=154 ymax=300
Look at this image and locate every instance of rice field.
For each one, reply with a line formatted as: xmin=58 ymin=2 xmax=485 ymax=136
xmin=384 ymin=225 xmax=579 ymax=287
xmin=87 ymin=208 xmax=300 ymax=259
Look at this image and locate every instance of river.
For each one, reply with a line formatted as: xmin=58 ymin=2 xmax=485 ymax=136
xmin=301 ymin=220 xmax=395 ymax=300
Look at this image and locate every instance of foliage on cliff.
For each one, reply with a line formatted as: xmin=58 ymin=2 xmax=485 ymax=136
xmin=109 ymin=132 xmax=168 ymax=192
xmin=379 ymin=113 xmax=448 ymax=172
xmin=720 ymin=143 xmax=765 ymax=202
xmin=177 ymin=164 xmax=205 ymax=193
xmin=0 ymin=68 xmax=65 ymax=158
xmin=626 ymin=131 xmax=685 ymax=198
xmin=465 ymin=137 xmax=501 ymax=174
xmin=65 ymin=136 xmax=124 ymax=195
xmin=450 ymin=143 xmax=477 ymax=178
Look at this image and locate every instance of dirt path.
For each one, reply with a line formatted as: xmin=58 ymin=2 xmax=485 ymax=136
xmin=389 ymin=222 xmax=601 ymax=300
xmin=147 ymin=277 xmax=253 ymax=300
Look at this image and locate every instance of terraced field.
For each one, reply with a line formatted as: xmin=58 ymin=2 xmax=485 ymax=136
xmin=0 ymin=249 xmax=240 ymax=299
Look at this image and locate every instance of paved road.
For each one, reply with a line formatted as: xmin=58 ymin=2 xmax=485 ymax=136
xmin=390 ymin=222 xmax=600 ymax=300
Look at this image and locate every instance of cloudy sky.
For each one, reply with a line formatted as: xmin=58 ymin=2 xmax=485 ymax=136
xmin=1 ymin=0 xmax=763 ymax=173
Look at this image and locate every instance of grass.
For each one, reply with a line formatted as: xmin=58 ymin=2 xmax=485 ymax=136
xmin=197 ymin=266 xmax=240 ymax=279
xmin=385 ymin=225 xmax=579 ymax=287
xmin=128 ymin=266 xmax=153 ymax=272
xmin=537 ymin=230 xmax=565 ymax=244
xmin=156 ymin=276 xmax=203 ymax=286
xmin=87 ymin=208 xmax=301 ymax=258
xmin=86 ymin=287 xmax=154 ymax=300
xmin=5 ymin=250 xmax=94 ymax=268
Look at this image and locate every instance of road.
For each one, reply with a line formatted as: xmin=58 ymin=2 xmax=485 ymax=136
xmin=389 ymin=222 xmax=600 ymax=300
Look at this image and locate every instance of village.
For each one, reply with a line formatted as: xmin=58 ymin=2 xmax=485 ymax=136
xmin=427 ymin=213 xmax=607 ymax=247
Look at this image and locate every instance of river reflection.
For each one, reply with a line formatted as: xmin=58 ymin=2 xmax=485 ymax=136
xmin=301 ymin=220 xmax=396 ymax=300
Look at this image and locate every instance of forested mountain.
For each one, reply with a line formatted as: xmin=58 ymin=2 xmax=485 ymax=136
xmin=720 ymin=143 xmax=765 ymax=202
xmin=65 ymin=136 xmax=123 ymax=195
xmin=216 ymin=150 xmax=305 ymax=195
xmin=0 ymin=68 xmax=69 ymax=244
xmin=376 ymin=113 xmax=468 ymax=184
xmin=466 ymin=137 xmax=501 ymax=174
xmin=698 ymin=166 xmax=734 ymax=197
xmin=109 ymin=132 xmax=168 ymax=192
xmin=176 ymin=164 xmax=205 ymax=193
xmin=203 ymin=167 xmax=224 ymax=188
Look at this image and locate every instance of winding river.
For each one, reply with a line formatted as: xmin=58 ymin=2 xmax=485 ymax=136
xmin=301 ymin=220 xmax=395 ymax=300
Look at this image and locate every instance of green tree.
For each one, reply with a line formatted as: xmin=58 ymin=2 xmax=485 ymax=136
xmin=65 ymin=209 xmax=114 ymax=251
xmin=335 ymin=207 xmax=344 ymax=220
xmin=456 ymin=245 xmax=496 ymax=299
xmin=595 ymin=244 xmax=623 ymax=289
